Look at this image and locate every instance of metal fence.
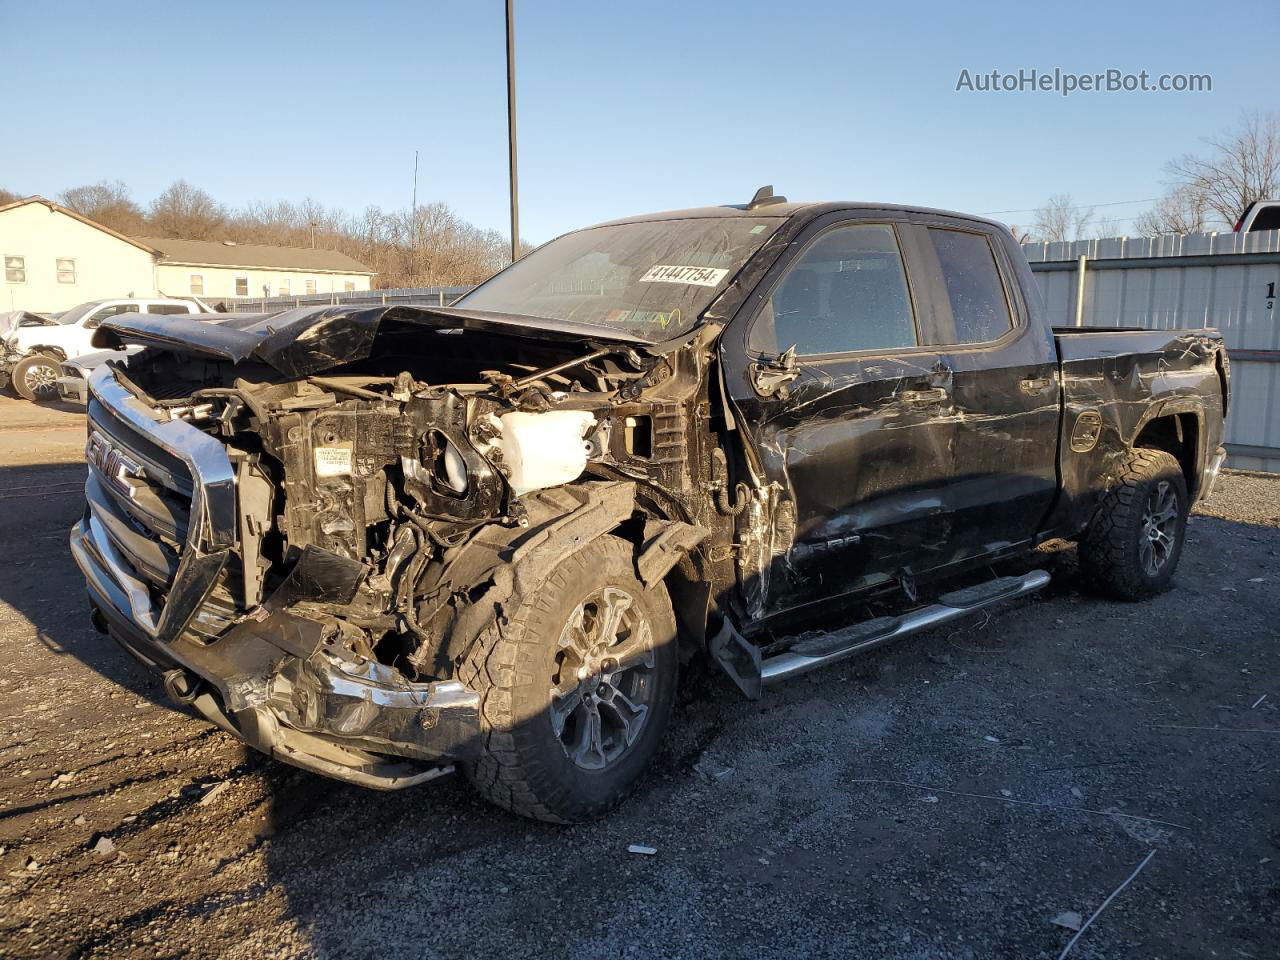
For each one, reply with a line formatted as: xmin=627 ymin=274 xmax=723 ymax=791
xmin=1022 ymin=229 xmax=1280 ymax=473
xmin=216 ymin=285 xmax=473 ymax=313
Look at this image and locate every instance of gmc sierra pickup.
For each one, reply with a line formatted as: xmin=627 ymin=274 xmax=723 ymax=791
xmin=70 ymin=190 xmax=1228 ymax=822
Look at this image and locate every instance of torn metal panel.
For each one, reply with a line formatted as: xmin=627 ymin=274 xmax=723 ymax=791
xmin=93 ymin=305 xmax=652 ymax=378
xmin=635 ymin=520 xmax=711 ymax=587
xmin=1045 ymin=327 xmax=1227 ymax=533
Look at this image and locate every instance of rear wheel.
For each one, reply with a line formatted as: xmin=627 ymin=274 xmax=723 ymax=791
xmin=12 ymin=354 xmax=60 ymax=402
xmin=1079 ymin=448 xmax=1188 ymax=600
xmin=459 ymin=536 xmax=678 ymax=823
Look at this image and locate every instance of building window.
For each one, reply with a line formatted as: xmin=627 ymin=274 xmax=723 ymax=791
xmin=343 ymin=281 xmax=356 ymax=292
xmin=305 ymin=278 xmax=317 ymax=295
xmin=190 ymin=274 xmax=205 ymax=295
xmin=56 ymin=258 xmax=76 ymax=284
xmin=235 ymin=276 xmax=249 ymax=297
xmin=5 ymin=256 xmax=25 ymax=283
xmin=279 ymin=279 xmax=291 ymax=296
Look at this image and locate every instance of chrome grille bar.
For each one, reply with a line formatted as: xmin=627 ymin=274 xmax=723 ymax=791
xmin=72 ymin=367 xmax=238 ymax=642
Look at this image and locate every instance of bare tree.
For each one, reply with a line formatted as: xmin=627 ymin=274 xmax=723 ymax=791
xmin=1092 ymin=216 xmax=1124 ymax=239
xmin=9 ymin=172 xmax=519 ymax=289
xmin=1134 ymin=185 xmax=1211 ymax=235
xmin=1166 ymin=111 xmax=1280 ymax=226
xmin=1007 ymin=224 xmax=1034 ymax=244
xmin=59 ymin=180 xmax=145 ymax=234
xmin=148 ymin=180 xmax=227 ymax=239
xmin=0 ymin=187 xmax=20 ymax=206
xmin=1032 ymin=194 xmax=1096 ymax=243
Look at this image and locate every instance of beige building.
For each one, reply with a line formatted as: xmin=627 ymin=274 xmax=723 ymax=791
xmin=2 ymin=197 xmax=157 ymax=312
xmin=1 ymin=196 xmax=374 ymax=313
xmin=142 ymin=236 xmax=375 ymax=301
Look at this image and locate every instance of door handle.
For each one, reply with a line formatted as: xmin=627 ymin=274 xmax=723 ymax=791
xmin=1020 ymin=376 xmax=1053 ymax=395
xmin=901 ymin=387 xmax=948 ymax=405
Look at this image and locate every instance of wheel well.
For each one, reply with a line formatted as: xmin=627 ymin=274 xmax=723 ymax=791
xmin=25 ymin=346 xmax=67 ymax=362
xmin=1134 ymin=413 xmax=1199 ymax=497
xmin=609 ymin=512 xmax=712 ymax=660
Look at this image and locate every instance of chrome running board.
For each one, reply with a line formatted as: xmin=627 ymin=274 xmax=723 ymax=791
xmin=760 ymin=570 xmax=1051 ymax=685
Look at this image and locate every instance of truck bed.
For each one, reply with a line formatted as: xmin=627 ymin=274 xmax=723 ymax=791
xmin=1049 ymin=325 xmax=1228 ymax=532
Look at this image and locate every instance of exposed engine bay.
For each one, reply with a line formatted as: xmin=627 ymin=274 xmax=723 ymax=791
xmin=96 ymin=306 xmax=730 ymax=690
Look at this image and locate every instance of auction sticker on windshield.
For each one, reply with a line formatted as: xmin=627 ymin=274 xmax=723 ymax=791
xmin=639 ymin=264 xmax=729 ymax=287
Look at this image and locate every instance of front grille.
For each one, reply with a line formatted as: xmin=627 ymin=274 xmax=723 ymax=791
xmin=78 ymin=369 xmax=239 ymax=644
xmin=86 ymin=410 xmax=194 ymax=595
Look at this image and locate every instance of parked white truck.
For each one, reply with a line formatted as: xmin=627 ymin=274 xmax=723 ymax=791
xmin=1 ymin=298 xmax=207 ymax=400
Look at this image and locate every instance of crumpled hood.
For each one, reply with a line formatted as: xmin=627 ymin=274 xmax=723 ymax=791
xmin=92 ymin=304 xmax=652 ymax=378
xmin=0 ymin=311 xmax=56 ymax=339
xmin=8 ymin=322 xmax=81 ymax=353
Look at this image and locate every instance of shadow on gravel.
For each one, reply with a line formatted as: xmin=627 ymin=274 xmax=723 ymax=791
xmin=8 ymin=451 xmax=1278 ymax=957
xmin=0 ymin=461 xmax=172 ymax=709
xmin=28 ymin=396 xmax=88 ymax=416
xmin=246 ymin=655 xmax=753 ymax=953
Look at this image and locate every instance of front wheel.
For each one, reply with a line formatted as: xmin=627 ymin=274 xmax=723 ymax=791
xmin=12 ymin=354 xmax=61 ymax=402
xmin=1079 ymin=448 xmax=1188 ymax=600
xmin=458 ymin=536 xmax=678 ymax=823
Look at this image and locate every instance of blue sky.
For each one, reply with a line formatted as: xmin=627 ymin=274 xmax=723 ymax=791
xmin=2 ymin=0 xmax=1276 ymax=242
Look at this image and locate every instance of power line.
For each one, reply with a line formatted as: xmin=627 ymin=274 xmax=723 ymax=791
xmin=982 ymin=197 xmax=1159 ymax=216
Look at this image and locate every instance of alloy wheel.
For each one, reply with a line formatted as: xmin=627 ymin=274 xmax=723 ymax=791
xmin=1139 ymin=480 xmax=1179 ymax=576
xmin=23 ymin=361 xmax=58 ymax=399
xmin=550 ymin=586 xmax=656 ymax=771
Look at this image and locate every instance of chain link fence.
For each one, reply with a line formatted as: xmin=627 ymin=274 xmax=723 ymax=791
xmin=215 ymin=286 xmax=473 ymax=313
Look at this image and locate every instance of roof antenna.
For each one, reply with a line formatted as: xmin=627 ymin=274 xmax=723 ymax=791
xmin=748 ymin=185 xmax=786 ymax=210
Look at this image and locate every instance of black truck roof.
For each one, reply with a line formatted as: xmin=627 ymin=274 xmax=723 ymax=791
xmin=594 ymin=200 xmax=1010 ymax=234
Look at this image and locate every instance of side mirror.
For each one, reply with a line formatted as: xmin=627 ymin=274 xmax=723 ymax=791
xmin=750 ymin=344 xmax=800 ymax=398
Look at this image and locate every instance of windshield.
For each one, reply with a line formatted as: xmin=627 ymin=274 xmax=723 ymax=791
xmin=56 ymin=302 xmax=105 ymax=325
xmin=456 ymin=217 xmax=783 ymax=339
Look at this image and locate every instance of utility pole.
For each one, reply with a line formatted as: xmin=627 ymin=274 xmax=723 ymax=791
xmin=505 ymin=0 xmax=520 ymax=264
xmin=412 ymin=149 xmax=420 ymax=253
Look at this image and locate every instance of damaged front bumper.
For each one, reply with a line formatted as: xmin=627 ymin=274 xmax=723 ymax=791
xmin=68 ymin=366 xmax=481 ymax=789
xmin=73 ymin=523 xmax=481 ymax=787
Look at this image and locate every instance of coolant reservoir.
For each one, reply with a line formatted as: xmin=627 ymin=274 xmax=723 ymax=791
xmin=497 ymin=410 xmax=596 ymax=496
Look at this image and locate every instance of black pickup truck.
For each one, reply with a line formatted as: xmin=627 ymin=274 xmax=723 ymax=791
xmin=71 ymin=190 xmax=1228 ymax=822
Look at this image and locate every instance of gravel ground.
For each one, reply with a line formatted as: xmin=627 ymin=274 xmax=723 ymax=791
xmin=0 ymin=405 xmax=1276 ymax=959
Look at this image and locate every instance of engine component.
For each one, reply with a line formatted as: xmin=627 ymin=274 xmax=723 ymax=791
xmin=496 ymin=410 xmax=596 ymax=496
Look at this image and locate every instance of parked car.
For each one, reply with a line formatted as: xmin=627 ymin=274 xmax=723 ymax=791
xmin=56 ymin=347 xmax=141 ymax=404
xmin=1 ymin=298 xmax=207 ymax=401
xmin=71 ymin=192 xmax=1228 ymax=823
xmin=0 ymin=310 xmax=58 ymax=338
xmin=1233 ymin=199 xmax=1280 ymax=232
xmin=55 ymin=313 xmax=251 ymax=403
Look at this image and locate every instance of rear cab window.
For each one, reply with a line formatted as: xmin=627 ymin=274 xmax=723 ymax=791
xmin=924 ymin=228 xmax=1014 ymax=345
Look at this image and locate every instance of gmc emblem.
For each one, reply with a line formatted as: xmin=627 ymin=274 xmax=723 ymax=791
xmin=86 ymin=431 xmax=145 ymax=500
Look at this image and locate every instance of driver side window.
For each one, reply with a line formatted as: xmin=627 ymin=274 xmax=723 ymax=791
xmin=751 ymin=224 xmax=917 ymax=356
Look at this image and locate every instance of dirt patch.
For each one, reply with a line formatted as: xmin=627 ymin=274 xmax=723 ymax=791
xmin=0 ymin=395 xmax=85 ymax=467
xmin=0 ymin=436 xmax=1276 ymax=958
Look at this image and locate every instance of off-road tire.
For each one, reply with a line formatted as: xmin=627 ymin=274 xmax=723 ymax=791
xmin=1079 ymin=448 xmax=1188 ymax=600
xmin=458 ymin=535 xmax=678 ymax=823
xmin=12 ymin=354 xmax=61 ymax=402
